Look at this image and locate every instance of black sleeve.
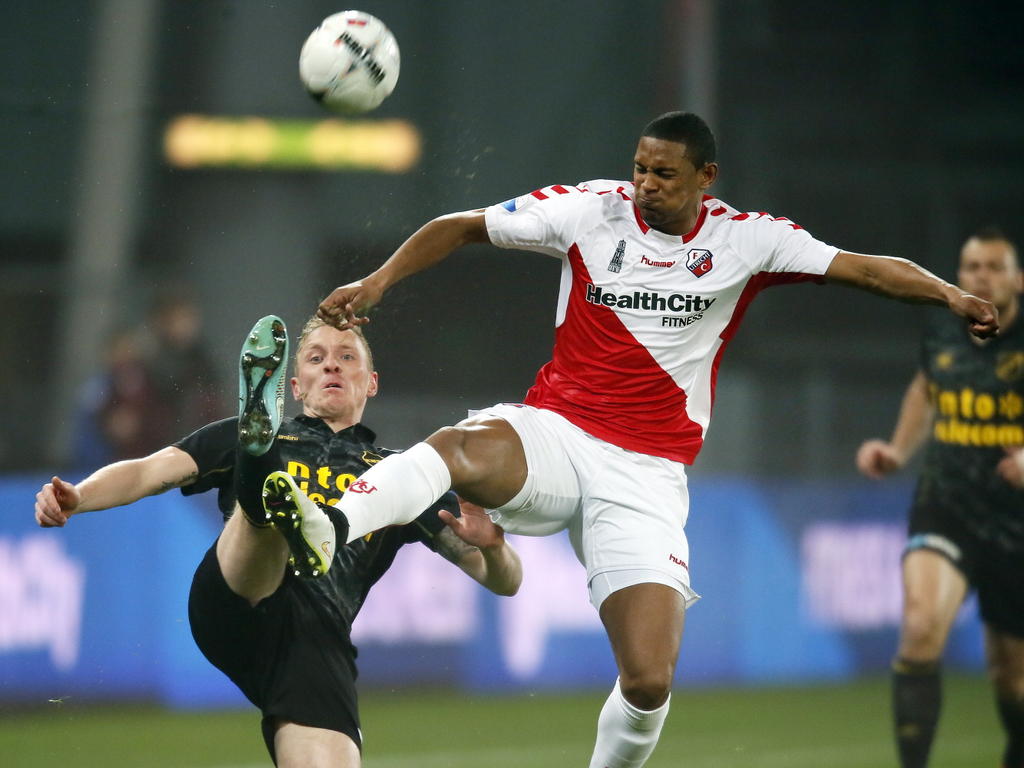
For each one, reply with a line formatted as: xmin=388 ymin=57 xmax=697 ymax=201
xmin=401 ymin=491 xmax=461 ymax=551
xmin=172 ymin=417 xmax=238 ymax=496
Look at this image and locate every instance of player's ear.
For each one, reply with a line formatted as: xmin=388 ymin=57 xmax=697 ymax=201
xmin=699 ymin=162 xmax=719 ymax=189
xmin=291 ymin=376 xmax=303 ymax=401
xmin=366 ymin=371 xmax=379 ymax=398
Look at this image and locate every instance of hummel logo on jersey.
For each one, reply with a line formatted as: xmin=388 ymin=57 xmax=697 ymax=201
xmin=585 ymin=283 xmax=715 ymax=313
xmin=686 ymin=248 xmax=714 ymax=277
xmin=640 ymin=255 xmax=676 ymax=268
xmin=608 ymin=239 xmax=625 ymax=273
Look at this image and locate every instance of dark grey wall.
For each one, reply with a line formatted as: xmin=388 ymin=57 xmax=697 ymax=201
xmin=3 ymin=0 xmax=1022 ymax=474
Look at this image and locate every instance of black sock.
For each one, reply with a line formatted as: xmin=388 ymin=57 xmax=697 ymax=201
xmin=233 ymin=447 xmax=277 ymax=527
xmin=997 ymin=695 xmax=1024 ymax=768
xmin=892 ymin=657 xmax=942 ymax=768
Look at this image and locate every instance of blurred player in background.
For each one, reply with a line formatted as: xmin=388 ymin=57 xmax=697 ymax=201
xmin=297 ymin=111 xmax=997 ymax=768
xmin=34 ymin=315 xmax=521 ymax=768
xmin=857 ymin=228 xmax=1024 ymax=768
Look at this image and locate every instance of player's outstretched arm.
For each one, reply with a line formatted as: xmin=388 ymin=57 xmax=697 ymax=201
xmin=856 ymin=370 xmax=934 ymax=479
xmin=318 ymin=210 xmax=490 ymax=328
xmin=825 ymin=251 xmax=998 ymax=338
xmin=436 ymin=499 xmax=522 ymax=596
xmin=34 ymin=446 xmax=199 ymax=528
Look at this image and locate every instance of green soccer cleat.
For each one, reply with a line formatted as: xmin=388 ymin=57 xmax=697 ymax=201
xmin=238 ymin=315 xmax=288 ymax=456
xmin=262 ymin=471 xmax=347 ymax=578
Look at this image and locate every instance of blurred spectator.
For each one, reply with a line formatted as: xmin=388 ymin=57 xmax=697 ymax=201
xmin=71 ymin=328 xmax=165 ymax=465
xmin=138 ymin=289 xmax=223 ymax=443
xmin=70 ymin=288 xmax=223 ymax=466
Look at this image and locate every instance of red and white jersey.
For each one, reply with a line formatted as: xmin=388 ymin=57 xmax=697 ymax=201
xmin=483 ymin=180 xmax=840 ymax=464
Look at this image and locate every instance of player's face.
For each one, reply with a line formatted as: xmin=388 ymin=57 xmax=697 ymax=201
xmin=291 ymin=326 xmax=378 ymax=426
xmin=957 ymin=237 xmax=1022 ymax=314
xmin=632 ymin=137 xmax=718 ymax=236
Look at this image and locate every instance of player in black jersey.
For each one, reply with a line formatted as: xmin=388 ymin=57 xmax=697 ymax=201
xmin=857 ymin=228 xmax=1024 ymax=768
xmin=34 ymin=314 xmax=522 ymax=768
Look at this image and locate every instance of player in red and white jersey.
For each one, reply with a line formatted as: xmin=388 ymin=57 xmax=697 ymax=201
xmin=308 ymin=112 xmax=997 ymax=767
xmin=486 ymin=177 xmax=837 ymax=464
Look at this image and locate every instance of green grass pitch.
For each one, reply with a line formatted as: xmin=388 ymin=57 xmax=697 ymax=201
xmin=0 ymin=675 xmax=999 ymax=767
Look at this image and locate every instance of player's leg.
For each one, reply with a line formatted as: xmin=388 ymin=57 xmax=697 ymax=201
xmin=190 ymin=546 xmax=364 ymax=768
xmin=589 ymin=583 xmax=685 ymax=768
xmin=892 ymin=548 xmax=968 ymax=768
xmin=216 ymin=507 xmax=291 ymax=604
xmin=334 ymin=412 xmax=529 ymax=541
xmin=581 ymin=447 xmax=694 ymax=768
xmin=271 ymin=721 xmax=361 ymax=768
xmin=977 ymin=546 xmax=1024 ymax=768
xmin=985 ymin=628 xmax=1024 ymax=768
xmin=217 ymin=315 xmax=294 ymax=602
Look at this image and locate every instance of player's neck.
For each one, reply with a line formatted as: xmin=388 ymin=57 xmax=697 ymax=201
xmin=999 ymin=298 xmax=1020 ymax=333
xmin=650 ymin=209 xmax=700 ymax=238
xmin=321 ymin=414 xmax=360 ymax=433
xmin=303 ymin=406 xmax=360 ymax=433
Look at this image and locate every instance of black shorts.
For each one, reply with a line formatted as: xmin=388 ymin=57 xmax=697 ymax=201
xmin=188 ymin=544 xmax=361 ymax=761
xmin=907 ymin=503 xmax=1024 ymax=638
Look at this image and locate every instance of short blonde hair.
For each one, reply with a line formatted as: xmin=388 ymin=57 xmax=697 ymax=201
xmin=295 ymin=315 xmax=375 ymax=371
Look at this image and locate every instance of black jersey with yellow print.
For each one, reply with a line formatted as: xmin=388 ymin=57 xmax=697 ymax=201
xmin=173 ymin=415 xmax=458 ymax=639
xmin=914 ymin=312 xmax=1024 ymax=549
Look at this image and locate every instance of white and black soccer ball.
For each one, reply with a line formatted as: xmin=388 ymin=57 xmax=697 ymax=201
xmin=298 ymin=11 xmax=400 ymax=114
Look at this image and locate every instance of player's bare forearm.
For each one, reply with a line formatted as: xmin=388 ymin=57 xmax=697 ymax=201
xmin=826 ymin=252 xmax=955 ymax=304
xmin=75 ymin=447 xmax=198 ymax=514
xmin=474 ymin=538 xmax=522 ymax=596
xmin=826 ymin=251 xmax=998 ymax=337
xmin=436 ymin=524 xmax=522 ymax=596
xmin=888 ymin=371 xmax=935 ymax=463
xmin=453 ymin=538 xmax=522 ymax=596
xmin=319 ymin=210 xmax=490 ymax=327
xmin=373 ymin=210 xmax=490 ymax=290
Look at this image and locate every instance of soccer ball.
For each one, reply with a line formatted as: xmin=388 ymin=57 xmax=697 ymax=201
xmin=299 ymin=11 xmax=400 ymax=114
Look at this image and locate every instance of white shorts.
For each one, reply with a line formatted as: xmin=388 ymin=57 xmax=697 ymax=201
xmin=471 ymin=403 xmax=700 ymax=610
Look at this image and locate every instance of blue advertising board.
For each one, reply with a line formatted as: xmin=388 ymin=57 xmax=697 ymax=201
xmin=0 ymin=474 xmax=983 ymax=707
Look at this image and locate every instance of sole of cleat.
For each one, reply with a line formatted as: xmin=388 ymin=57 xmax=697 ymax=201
xmin=238 ymin=316 xmax=289 ymax=457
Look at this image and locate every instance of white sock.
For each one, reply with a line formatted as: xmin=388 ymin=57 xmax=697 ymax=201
xmin=588 ymin=678 xmax=670 ymax=768
xmin=334 ymin=442 xmax=452 ymax=543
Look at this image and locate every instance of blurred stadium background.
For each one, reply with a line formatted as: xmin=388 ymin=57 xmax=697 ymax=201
xmin=2 ymin=0 xmax=1022 ymax=765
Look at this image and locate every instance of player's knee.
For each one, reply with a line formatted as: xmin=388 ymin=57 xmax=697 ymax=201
xmin=426 ymin=426 xmax=470 ymax=475
xmin=619 ymin=669 xmax=672 ymax=711
xmin=899 ymin=608 xmax=948 ymax=658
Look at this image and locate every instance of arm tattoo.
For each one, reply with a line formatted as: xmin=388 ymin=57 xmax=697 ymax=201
xmin=434 ymin=526 xmax=478 ymax=565
xmin=154 ymin=471 xmax=198 ymax=495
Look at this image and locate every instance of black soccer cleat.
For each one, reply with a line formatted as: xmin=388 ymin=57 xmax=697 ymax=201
xmin=262 ymin=472 xmax=350 ymax=578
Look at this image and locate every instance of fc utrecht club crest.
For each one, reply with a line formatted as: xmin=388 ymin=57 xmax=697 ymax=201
xmin=686 ymin=249 xmax=713 ymax=278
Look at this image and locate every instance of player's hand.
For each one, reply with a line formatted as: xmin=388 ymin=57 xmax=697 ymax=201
xmin=34 ymin=476 xmax=81 ymax=528
xmin=855 ymin=439 xmax=904 ymax=479
xmin=317 ymin=278 xmax=385 ymax=330
xmin=996 ymin=446 xmax=1024 ymax=488
xmin=949 ymin=291 xmax=998 ymax=339
xmin=439 ymin=498 xmax=505 ymax=551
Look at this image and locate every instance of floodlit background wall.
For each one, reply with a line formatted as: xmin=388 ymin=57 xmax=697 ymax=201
xmin=2 ymin=0 xmax=1022 ymax=704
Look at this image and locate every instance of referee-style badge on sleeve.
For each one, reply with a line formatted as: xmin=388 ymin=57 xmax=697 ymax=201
xmin=500 ymin=194 xmax=534 ymax=213
xmin=686 ymin=249 xmax=714 ymax=277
